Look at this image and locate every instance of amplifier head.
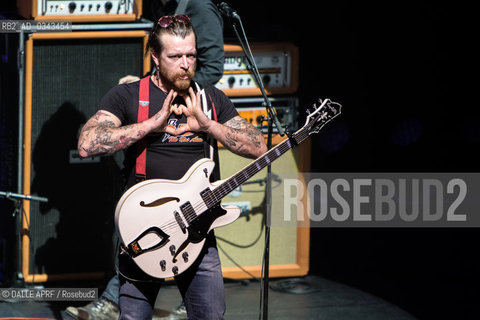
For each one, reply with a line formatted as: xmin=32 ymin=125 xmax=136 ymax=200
xmin=216 ymin=43 xmax=299 ymax=97
xmin=16 ymin=0 xmax=142 ymax=22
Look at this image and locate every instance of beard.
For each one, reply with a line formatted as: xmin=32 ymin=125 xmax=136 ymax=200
xmin=158 ymin=67 xmax=195 ymax=92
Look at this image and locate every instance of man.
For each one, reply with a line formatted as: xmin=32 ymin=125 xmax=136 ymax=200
xmin=144 ymin=0 xmax=225 ymax=86
xmin=67 ymin=1 xmax=226 ymax=318
xmin=77 ymin=15 xmax=266 ymax=319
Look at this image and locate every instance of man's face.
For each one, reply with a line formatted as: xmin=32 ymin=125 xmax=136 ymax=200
xmin=154 ymin=33 xmax=196 ymax=92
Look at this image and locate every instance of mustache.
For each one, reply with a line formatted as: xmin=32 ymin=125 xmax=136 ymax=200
xmin=176 ymin=70 xmax=193 ymax=78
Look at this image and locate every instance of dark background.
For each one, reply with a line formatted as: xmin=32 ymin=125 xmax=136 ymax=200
xmin=1 ymin=1 xmax=479 ymax=319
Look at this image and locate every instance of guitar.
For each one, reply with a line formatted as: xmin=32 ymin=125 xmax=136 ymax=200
xmin=115 ymin=98 xmax=342 ymax=279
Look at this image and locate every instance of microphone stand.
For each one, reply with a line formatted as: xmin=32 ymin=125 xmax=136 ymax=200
xmin=0 ymin=191 xmax=48 ymax=287
xmin=0 ymin=191 xmax=49 ymax=204
xmin=227 ymin=12 xmax=286 ymax=320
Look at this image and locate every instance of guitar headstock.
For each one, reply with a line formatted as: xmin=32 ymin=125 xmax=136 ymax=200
xmin=305 ymin=98 xmax=342 ymax=134
xmin=291 ymin=98 xmax=342 ymax=144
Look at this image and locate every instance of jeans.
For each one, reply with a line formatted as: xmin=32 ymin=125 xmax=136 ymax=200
xmin=118 ymin=233 xmax=225 ymax=320
xmin=101 ymin=274 xmax=120 ymax=305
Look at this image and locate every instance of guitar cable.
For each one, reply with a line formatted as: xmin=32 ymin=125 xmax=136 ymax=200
xmin=113 ymin=237 xmax=163 ymax=283
xmin=216 ymin=241 xmax=260 ymax=282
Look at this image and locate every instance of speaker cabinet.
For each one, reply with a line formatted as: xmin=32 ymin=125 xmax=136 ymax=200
xmin=217 ymin=135 xmax=310 ymax=279
xmin=22 ymin=30 xmax=150 ymax=282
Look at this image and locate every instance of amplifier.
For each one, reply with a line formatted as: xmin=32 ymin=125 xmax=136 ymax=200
xmin=21 ymin=30 xmax=150 ymax=282
xmin=230 ymin=96 xmax=299 ymax=133
xmin=16 ymin=0 xmax=142 ymax=22
xmin=216 ymin=43 xmax=299 ymax=97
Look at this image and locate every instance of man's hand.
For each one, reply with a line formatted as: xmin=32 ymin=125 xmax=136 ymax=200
xmin=167 ymin=87 xmax=213 ymax=135
xmin=151 ymin=89 xmax=179 ymax=134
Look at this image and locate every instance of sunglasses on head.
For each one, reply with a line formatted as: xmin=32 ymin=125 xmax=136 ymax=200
xmin=157 ymin=14 xmax=191 ymax=28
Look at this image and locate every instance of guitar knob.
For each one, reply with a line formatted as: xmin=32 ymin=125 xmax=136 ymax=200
xmin=160 ymin=260 xmax=166 ymax=271
xmin=169 ymin=245 xmax=176 ymax=256
xmin=182 ymin=252 xmax=189 ymax=263
xmin=172 ymin=266 xmax=179 ymax=275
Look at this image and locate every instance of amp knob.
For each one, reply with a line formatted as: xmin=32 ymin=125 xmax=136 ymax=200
xmin=68 ymin=2 xmax=76 ymax=13
xmin=105 ymin=1 xmax=113 ymax=12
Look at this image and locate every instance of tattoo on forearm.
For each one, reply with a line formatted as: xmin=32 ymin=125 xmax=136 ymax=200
xmin=226 ymin=118 xmax=262 ymax=146
xmin=226 ymin=117 xmax=248 ymax=129
xmin=83 ymin=120 xmax=146 ymax=155
xmin=223 ymin=117 xmax=264 ymax=157
xmin=246 ymin=126 xmax=262 ymax=148
xmin=225 ymin=131 xmax=238 ymax=147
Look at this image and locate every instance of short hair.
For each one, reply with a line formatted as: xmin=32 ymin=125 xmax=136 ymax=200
xmin=147 ymin=15 xmax=196 ymax=55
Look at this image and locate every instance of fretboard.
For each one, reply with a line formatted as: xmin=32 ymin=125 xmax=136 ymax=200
xmin=212 ymin=137 xmax=294 ymax=202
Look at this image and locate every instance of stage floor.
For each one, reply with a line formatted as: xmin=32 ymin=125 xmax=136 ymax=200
xmin=0 ymin=275 xmax=415 ymax=320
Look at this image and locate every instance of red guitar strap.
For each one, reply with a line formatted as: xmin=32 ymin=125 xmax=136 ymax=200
xmin=136 ymin=76 xmax=150 ymax=182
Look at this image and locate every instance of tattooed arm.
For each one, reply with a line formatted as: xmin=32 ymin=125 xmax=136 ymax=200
xmin=212 ymin=116 xmax=267 ymax=159
xmin=77 ymin=110 xmax=145 ymax=157
xmin=78 ymin=90 xmax=178 ymax=158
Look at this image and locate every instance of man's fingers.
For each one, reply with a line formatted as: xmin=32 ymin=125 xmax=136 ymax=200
xmin=164 ymin=90 xmax=177 ymax=109
xmin=177 ymin=105 xmax=189 ymax=115
xmin=164 ymin=126 xmax=188 ymax=136
xmin=171 ymin=104 xmax=183 ymax=115
xmin=187 ymin=87 xmax=195 ymax=101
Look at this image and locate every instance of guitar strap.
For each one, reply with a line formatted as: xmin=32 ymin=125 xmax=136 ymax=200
xmin=135 ymin=77 xmax=217 ymax=182
xmin=135 ymin=76 xmax=150 ymax=182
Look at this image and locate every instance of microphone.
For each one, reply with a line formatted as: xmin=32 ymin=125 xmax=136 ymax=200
xmin=216 ymin=2 xmax=239 ymax=19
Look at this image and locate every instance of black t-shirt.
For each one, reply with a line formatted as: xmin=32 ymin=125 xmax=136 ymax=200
xmin=98 ymin=78 xmax=238 ymax=188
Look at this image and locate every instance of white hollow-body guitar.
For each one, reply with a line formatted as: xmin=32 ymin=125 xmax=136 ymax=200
xmin=115 ymin=99 xmax=342 ymax=279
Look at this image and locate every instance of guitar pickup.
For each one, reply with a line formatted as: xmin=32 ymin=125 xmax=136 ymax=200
xmin=200 ymin=188 xmax=218 ymax=208
xmin=180 ymin=201 xmax=196 ymax=224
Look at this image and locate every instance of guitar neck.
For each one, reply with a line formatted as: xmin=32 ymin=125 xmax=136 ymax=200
xmin=212 ymin=127 xmax=309 ymax=202
xmin=209 ymin=97 xmax=340 ymax=205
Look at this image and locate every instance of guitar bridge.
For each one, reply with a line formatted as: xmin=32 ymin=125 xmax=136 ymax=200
xmin=174 ymin=211 xmax=187 ymax=234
